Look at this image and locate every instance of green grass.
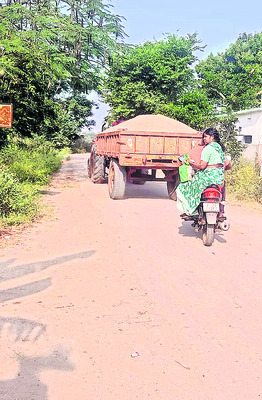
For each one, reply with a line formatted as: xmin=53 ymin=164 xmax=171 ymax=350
xmin=0 ymin=137 xmax=69 ymax=227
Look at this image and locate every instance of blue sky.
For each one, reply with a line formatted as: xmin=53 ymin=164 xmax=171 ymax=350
xmin=91 ymin=0 xmax=262 ymax=132
xmin=112 ymin=0 xmax=262 ymax=57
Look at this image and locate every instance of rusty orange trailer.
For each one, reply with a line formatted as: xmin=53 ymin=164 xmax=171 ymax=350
xmin=88 ymin=114 xmax=202 ymax=199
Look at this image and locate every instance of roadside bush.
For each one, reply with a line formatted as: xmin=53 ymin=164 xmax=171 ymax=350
xmin=0 ymin=136 xmax=68 ymax=226
xmin=0 ymin=137 xmax=66 ymax=184
xmin=0 ymin=168 xmax=38 ymax=224
xmin=8 ymin=149 xmax=62 ymax=184
xmin=227 ymin=158 xmax=262 ymax=202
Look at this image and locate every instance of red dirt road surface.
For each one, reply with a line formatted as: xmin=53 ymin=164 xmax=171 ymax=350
xmin=0 ymin=153 xmax=262 ymax=400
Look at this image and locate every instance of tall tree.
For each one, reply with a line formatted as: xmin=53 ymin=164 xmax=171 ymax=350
xmin=0 ymin=0 xmax=126 ymax=143
xmin=196 ymin=32 xmax=262 ymax=112
xmin=100 ymin=34 xmax=213 ymax=129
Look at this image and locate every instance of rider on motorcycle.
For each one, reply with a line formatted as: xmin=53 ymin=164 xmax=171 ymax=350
xmin=176 ymin=128 xmax=225 ymax=217
xmin=187 ymin=131 xmax=231 ymax=220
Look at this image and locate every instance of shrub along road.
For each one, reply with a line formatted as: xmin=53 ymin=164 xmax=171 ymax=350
xmin=0 ymin=153 xmax=261 ymax=399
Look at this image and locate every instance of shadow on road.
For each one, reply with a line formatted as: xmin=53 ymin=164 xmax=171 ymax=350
xmin=0 ymin=279 xmax=51 ymax=304
xmin=178 ymin=221 xmax=227 ymax=244
xmin=125 ymin=182 xmax=169 ymax=200
xmin=38 ymin=190 xmax=61 ymax=196
xmin=0 ymin=317 xmax=46 ymax=342
xmin=0 ymin=251 xmax=95 ymax=283
xmin=0 ymin=347 xmax=74 ymax=400
xmin=0 ymin=251 xmax=95 ymax=340
xmin=52 ymin=154 xmax=89 ymax=186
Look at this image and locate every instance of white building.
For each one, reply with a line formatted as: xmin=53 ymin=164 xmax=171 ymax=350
xmin=235 ymin=107 xmax=262 ymax=174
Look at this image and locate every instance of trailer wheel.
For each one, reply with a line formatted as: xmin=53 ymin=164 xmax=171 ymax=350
xmin=108 ymin=160 xmax=126 ymax=199
xmin=167 ymin=174 xmax=180 ymax=201
xmin=90 ymin=145 xmax=106 ymax=184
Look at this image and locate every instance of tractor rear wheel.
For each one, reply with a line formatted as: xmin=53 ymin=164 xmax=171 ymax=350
xmin=90 ymin=145 xmax=106 ymax=184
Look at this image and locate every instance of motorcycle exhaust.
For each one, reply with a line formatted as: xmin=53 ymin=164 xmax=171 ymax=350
xmin=218 ymin=221 xmax=230 ymax=231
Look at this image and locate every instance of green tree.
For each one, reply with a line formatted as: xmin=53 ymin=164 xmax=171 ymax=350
xmin=0 ymin=0 xmax=126 ymax=144
xmin=157 ymin=89 xmax=214 ymax=130
xmin=101 ymin=34 xmax=213 ymax=128
xmin=196 ymin=32 xmax=262 ymax=112
xmin=212 ymin=114 xmax=243 ymax=160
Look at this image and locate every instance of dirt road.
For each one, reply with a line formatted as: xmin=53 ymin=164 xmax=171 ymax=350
xmin=0 ymin=153 xmax=261 ymax=400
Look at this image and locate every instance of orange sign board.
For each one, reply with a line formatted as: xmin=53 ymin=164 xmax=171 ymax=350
xmin=0 ymin=104 xmax=13 ymax=128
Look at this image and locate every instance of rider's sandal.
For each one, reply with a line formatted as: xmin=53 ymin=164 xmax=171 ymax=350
xmin=217 ymin=213 xmax=227 ymax=222
xmin=180 ymin=213 xmax=191 ymax=221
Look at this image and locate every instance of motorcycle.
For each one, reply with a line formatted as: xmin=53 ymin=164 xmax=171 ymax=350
xmin=178 ymin=156 xmax=230 ymax=246
xmin=181 ymin=184 xmax=230 ymax=246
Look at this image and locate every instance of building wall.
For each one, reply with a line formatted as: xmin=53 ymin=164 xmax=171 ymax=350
xmin=235 ymin=109 xmax=262 ymax=163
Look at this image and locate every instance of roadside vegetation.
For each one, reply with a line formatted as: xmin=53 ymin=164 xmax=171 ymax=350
xmin=227 ymin=158 xmax=262 ymax=204
xmin=0 ymin=0 xmax=125 ymax=227
xmin=0 ymin=136 xmax=68 ymax=226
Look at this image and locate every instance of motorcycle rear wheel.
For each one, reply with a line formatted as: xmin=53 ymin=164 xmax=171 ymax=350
xmin=202 ymin=224 xmax=214 ymax=246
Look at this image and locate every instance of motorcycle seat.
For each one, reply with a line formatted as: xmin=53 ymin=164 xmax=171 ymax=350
xmin=206 ymin=184 xmax=223 ymax=191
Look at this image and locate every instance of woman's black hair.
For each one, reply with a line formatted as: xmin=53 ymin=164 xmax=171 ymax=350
xmin=203 ymin=127 xmax=225 ymax=151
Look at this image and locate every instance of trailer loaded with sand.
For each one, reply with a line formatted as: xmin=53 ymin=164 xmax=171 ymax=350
xmin=87 ymin=114 xmax=202 ymax=199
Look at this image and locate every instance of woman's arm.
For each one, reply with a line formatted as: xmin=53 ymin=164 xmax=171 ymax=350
xmin=188 ymin=158 xmax=208 ymax=170
xmin=224 ymin=156 xmax=232 ymax=170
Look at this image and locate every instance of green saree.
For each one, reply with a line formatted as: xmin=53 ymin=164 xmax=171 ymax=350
xmin=176 ymin=142 xmax=225 ymax=215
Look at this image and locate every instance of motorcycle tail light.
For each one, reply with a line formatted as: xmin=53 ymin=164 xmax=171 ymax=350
xmin=202 ymin=188 xmax=221 ymax=201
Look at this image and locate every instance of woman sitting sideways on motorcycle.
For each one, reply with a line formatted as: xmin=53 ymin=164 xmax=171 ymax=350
xmin=176 ymin=127 xmax=225 ymax=217
xmin=187 ymin=131 xmax=231 ymax=220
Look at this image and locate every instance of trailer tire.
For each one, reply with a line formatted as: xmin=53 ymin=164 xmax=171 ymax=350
xmin=108 ymin=160 xmax=126 ymax=199
xmin=91 ymin=145 xmax=106 ymax=184
xmin=167 ymin=174 xmax=180 ymax=201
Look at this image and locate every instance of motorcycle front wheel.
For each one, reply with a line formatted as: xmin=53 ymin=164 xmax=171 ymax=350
xmin=202 ymin=224 xmax=214 ymax=246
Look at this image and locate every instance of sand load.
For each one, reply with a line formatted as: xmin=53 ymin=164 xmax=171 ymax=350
xmin=102 ymin=114 xmax=198 ymax=135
